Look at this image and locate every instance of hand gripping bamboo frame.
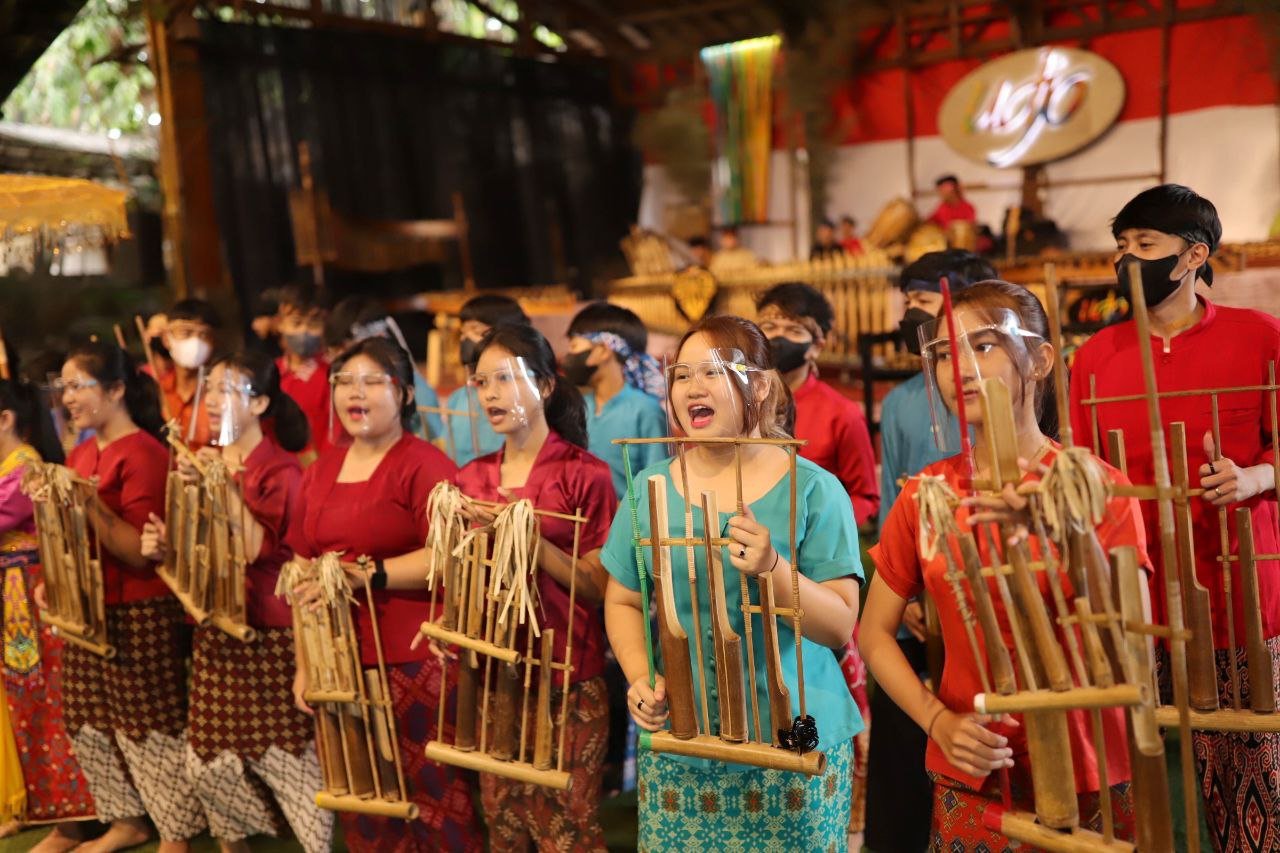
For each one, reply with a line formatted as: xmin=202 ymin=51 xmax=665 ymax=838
xmin=918 ymin=375 xmax=1160 ymax=852
xmin=22 ymin=462 xmax=114 ymax=658
xmin=278 ymin=554 xmax=416 ymax=820
xmin=417 ymin=482 xmax=586 ymax=790
xmin=157 ymin=426 xmax=255 ymax=642
xmin=615 ymin=436 xmax=825 ymax=776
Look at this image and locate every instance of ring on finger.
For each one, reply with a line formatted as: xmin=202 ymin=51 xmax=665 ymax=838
xmin=1215 ymin=485 xmax=1223 ymax=497
xmin=738 ymin=546 xmax=747 ymax=559
xmin=637 ymin=698 xmax=645 ymax=711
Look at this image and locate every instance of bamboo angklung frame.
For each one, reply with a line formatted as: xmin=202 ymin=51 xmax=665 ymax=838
xmin=418 ymin=486 xmax=586 ymax=791
xmin=157 ymin=426 xmax=255 ymax=642
xmin=279 ymin=554 xmax=416 ymax=820
xmin=615 ymin=435 xmax=825 ymax=776
xmin=23 ymin=462 xmax=114 ymax=658
xmin=414 ymin=403 xmax=474 ymax=462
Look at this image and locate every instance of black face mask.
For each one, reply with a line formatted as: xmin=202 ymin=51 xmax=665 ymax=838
xmin=899 ymin=307 xmax=935 ymax=357
xmin=1114 ymin=251 xmax=1188 ymax=308
xmin=768 ymin=336 xmax=810 ymax=373
xmin=460 ymin=338 xmax=480 ymax=369
xmin=561 ymin=350 xmax=597 ymax=387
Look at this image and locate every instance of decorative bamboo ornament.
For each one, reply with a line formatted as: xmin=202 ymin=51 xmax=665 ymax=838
xmin=418 ymin=483 xmax=585 ymax=792
xmin=156 ymin=426 xmax=255 ymax=642
xmin=616 ymin=436 xmax=824 ymax=777
xmin=278 ymin=554 xmax=416 ymax=820
xmin=23 ymin=462 xmax=113 ymax=658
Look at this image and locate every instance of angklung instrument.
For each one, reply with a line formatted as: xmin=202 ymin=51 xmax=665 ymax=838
xmin=157 ymin=423 xmax=255 ymax=642
xmin=278 ymin=553 xmax=415 ymax=819
xmin=23 ymin=462 xmax=113 ymax=658
xmin=615 ymin=435 xmax=824 ymax=776
xmin=416 ymin=481 xmax=587 ymax=791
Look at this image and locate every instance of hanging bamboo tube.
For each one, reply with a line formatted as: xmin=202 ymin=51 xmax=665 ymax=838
xmin=701 ymin=490 xmax=745 ymax=742
xmin=1209 ymin=397 xmax=1243 ymax=710
xmin=678 ymin=445 xmax=712 ymax=734
xmin=1234 ymin=510 xmax=1276 ymax=714
xmin=1169 ymin=422 xmax=1219 ymax=711
xmin=648 ymin=475 xmax=697 ymax=739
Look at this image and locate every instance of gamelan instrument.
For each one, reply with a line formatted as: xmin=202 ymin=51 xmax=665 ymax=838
xmin=278 ymin=554 xmax=415 ymax=819
xmin=615 ymin=436 xmax=824 ymax=776
xmin=417 ymin=482 xmax=586 ymax=790
xmin=22 ymin=462 xmax=113 ymax=658
xmin=158 ymin=425 xmax=254 ymax=642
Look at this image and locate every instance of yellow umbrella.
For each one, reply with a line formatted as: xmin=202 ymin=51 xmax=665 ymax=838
xmin=0 ymin=174 xmax=130 ymax=242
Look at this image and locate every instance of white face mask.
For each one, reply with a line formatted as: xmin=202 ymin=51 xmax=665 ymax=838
xmin=170 ymin=337 xmax=212 ymax=370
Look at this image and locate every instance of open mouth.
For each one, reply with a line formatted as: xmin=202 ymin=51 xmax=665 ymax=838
xmin=346 ymin=406 xmax=369 ymax=421
xmin=687 ymin=404 xmax=715 ymax=430
xmin=485 ymin=406 xmax=507 ymax=425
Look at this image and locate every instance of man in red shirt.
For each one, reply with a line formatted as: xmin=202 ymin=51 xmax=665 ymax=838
xmin=1068 ymin=184 xmax=1280 ymax=852
xmin=926 ymin=174 xmax=976 ymax=231
xmin=275 ymin=284 xmax=331 ymax=462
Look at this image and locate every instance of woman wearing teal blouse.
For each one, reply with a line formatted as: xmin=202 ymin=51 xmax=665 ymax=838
xmin=602 ymin=315 xmax=864 ymax=852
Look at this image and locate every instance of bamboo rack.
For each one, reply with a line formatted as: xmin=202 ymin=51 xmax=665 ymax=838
xmin=279 ymin=554 xmax=416 ymax=820
xmin=23 ymin=462 xmax=114 ymax=658
xmin=157 ymin=427 xmax=254 ymax=642
xmin=419 ymin=483 xmax=587 ymax=791
xmin=615 ymin=435 xmax=824 ymax=776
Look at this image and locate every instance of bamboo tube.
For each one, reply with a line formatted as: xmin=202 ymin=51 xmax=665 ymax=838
xmin=556 ymin=508 xmax=582 ymax=775
xmin=1106 ymin=430 xmax=1128 ymax=478
xmin=1210 ymin=397 xmax=1242 ymax=710
xmin=364 ymin=671 xmax=400 ymax=797
xmin=983 ymin=808 xmax=1135 ymax=853
xmin=38 ymin=612 xmax=115 ymax=658
xmin=1125 ymin=261 xmax=1201 ymax=853
xmin=679 ymin=446 xmax=712 ymax=735
xmin=416 ymin=625 xmax=521 ymax=663
xmin=958 ymin=534 xmax=1016 ymax=695
xmin=490 ymin=661 xmax=522 ymax=761
xmin=314 ymin=792 xmax=418 ymax=820
xmin=359 ymin=577 xmax=409 ymax=804
xmin=702 ymin=490 xmax=745 ymax=743
xmin=648 ymin=475 xmax=697 ymax=739
xmin=1152 ymin=706 xmax=1280 ymax=731
xmin=1169 ymin=423 xmax=1219 ymax=711
xmin=975 ymin=684 xmax=1145 ymax=715
xmin=136 ymin=315 xmax=172 ymax=421
xmin=1088 ymin=374 xmax=1102 ymax=457
xmin=533 ymin=629 xmax=555 ymax=771
xmin=1234 ymin=509 xmax=1276 ymax=714
xmin=424 ymin=743 xmax=571 ymax=790
xmin=642 ymin=731 xmax=826 ymax=776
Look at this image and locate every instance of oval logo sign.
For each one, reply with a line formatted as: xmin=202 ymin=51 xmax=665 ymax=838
xmin=938 ymin=47 xmax=1125 ymax=169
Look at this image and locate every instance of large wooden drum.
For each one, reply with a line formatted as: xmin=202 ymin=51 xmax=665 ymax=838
xmin=865 ymin=197 xmax=918 ymax=248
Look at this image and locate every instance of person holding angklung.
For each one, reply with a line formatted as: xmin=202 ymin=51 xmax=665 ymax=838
xmin=860 ymin=281 xmax=1149 ymax=849
xmin=452 ymin=323 xmax=617 ymax=849
xmin=1068 ymin=184 xmax=1280 ymax=851
xmin=601 ymin=315 xmax=863 ymax=851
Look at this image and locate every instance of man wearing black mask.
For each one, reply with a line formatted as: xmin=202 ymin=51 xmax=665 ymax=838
xmin=867 ymin=248 xmax=993 ymax=853
xmin=1069 ymin=184 xmax=1280 ymax=852
xmin=757 ymin=282 xmax=878 ymax=528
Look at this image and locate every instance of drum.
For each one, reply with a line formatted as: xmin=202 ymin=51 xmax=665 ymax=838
xmin=946 ymin=219 xmax=977 ymax=251
xmin=904 ymin=223 xmax=947 ymax=263
xmin=865 ymin=198 xmax=919 ymax=248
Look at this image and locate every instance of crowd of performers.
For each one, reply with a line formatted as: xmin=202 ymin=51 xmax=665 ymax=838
xmin=0 ymin=181 xmax=1275 ymax=852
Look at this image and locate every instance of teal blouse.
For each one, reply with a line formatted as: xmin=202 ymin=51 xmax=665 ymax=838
xmin=601 ymin=454 xmax=865 ymax=771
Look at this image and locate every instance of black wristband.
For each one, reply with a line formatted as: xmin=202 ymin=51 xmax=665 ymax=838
xmin=371 ymin=559 xmax=388 ymax=590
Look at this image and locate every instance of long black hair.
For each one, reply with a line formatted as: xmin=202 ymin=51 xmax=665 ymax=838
xmin=0 ymin=377 xmax=64 ymax=464
xmin=65 ymin=340 xmax=164 ymax=441
xmin=474 ymin=324 xmax=588 ymax=449
xmin=209 ymin=351 xmax=310 ymax=453
xmin=330 ymin=336 xmax=417 ymax=430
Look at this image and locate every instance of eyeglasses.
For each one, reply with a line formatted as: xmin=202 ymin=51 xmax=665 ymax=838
xmin=331 ymin=372 xmax=397 ymax=390
xmin=50 ymin=378 xmax=100 ymax=394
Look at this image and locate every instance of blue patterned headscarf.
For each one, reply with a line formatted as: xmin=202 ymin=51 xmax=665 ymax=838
xmin=582 ymin=332 xmax=666 ymax=400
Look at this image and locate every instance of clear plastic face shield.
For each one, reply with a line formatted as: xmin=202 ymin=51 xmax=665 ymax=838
xmin=919 ymin=307 xmax=1047 ymax=454
xmin=51 ymin=363 xmax=105 ymax=433
xmin=329 ymin=355 xmax=405 ymax=442
xmin=468 ymin=354 xmax=545 ymax=434
xmin=666 ymin=346 xmax=760 ymax=438
xmin=203 ymin=364 xmax=256 ymax=447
